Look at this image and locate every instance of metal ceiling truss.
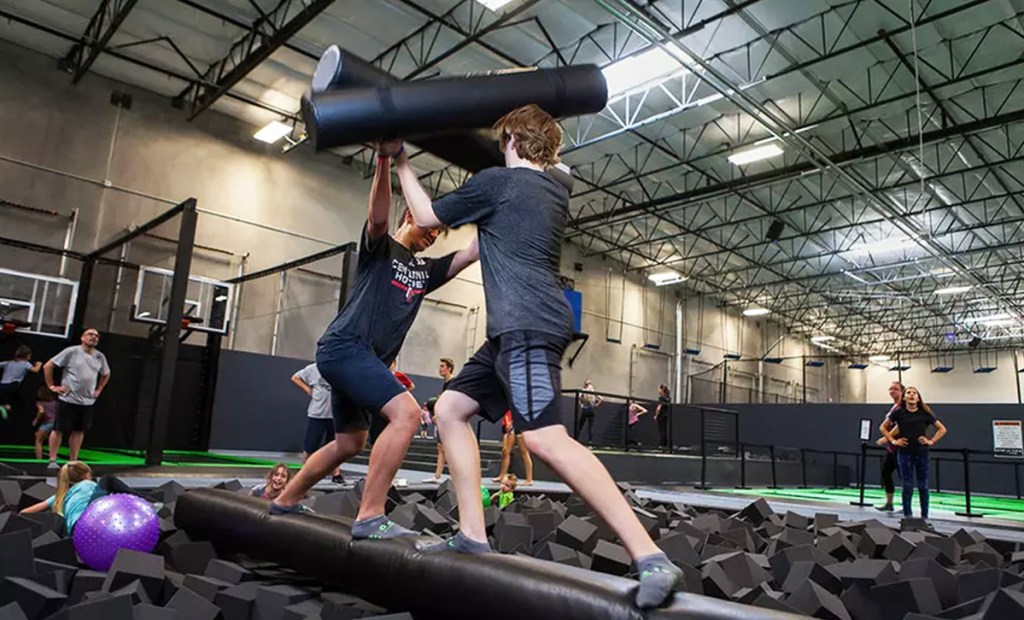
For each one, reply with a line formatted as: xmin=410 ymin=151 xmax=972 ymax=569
xmin=174 ymin=0 xmax=338 ymax=120
xmin=61 ymin=0 xmax=140 ymax=84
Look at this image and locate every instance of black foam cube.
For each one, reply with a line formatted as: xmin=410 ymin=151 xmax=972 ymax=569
xmin=522 ymin=510 xmax=561 ymax=542
xmin=204 ymin=559 xmax=254 ymax=585
xmin=181 ymin=575 xmax=231 ymax=602
xmin=900 ymin=557 xmax=959 ymax=610
xmin=859 ymin=527 xmax=895 ymax=558
xmin=21 ymin=513 xmax=61 ymax=537
xmin=0 ymin=513 xmax=35 ymax=537
xmin=701 ymin=561 xmax=739 ymax=599
xmin=0 ymin=480 xmax=22 ymax=508
xmin=826 ymin=558 xmax=898 ymax=590
xmin=930 ymin=537 xmax=962 ymax=566
xmin=842 ymin=582 xmax=882 ymax=620
xmin=958 ymin=568 xmax=1004 ymax=603
xmin=103 ymin=550 xmax=165 ymax=602
xmin=164 ymin=541 xmax=216 ymax=575
xmin=884 ymin=533 xmax=917 ymax=562
xmin=0 ymin=602 xmax=27 ymax=620
xmin=769 ymin=544 xmax=837 ymax=585
xmin=213 ymin=582 xmax=259 ymax=620
xmin=33 ymin=537 xmax=77 ymax=566
xmin=0 ymin=529 xmax=34 ymax=581
xmin=979 ymin=588 xmax=1024 ymax=619
xmin=774 ymin=527 xmax=814 ymax=549
xmin=739 ymin=498 xmax=773 ymax=525
xmin=154 ymin=481 xmax=186 ymax=503
xmin=786 ymin=580 xmax=850 ymax=620
xmin=871 ymin=578 xmax=942 ymax=620
xmin=782 ymin=511 xmax=810 ymax=530
xmin=815 ymin=513 xmax=839 ymax=533
xmin=16 ymin=482 xmax=56 ymax=512
xmin=412 ymin=504 xmax=451 ymax=534
xmin=253 ymin=584 xmax=315 ymax=620
xmin=963 ymin=542 xmax=1004 ymax=568
xmin=133 ymin=604 xmax=179 ymax=620
xmin=708 ymin=551 xmax=771 ymax=590
xmin=719 ymin=526 xmax=759 ymax=553
xmin=752 ymin=593 xmax=802 ymax=615
xmin=655 ymin=532 xmax=701 ymax=568
xmin=535 ymin=541 xmax=581 ymax=566
xmin=34 ymin=566 xmax=75 ymax=596
xmin=109 ymin=580 xmax=152 ymax=606
xmin=691 ymin=513 xmax=722 ymax=534
xmin=554 ymin=515 xmax=597 ymax=552
xmin=0 ymin=577 xmax=67 ymax=619
xmin=282 ymin=599 xmax=323 ymax=619
xmin=68 ymin=571 xmax=107 ymax=606
xmin=165 ymin=585 xmax=220 ymax=620
xmin=783 ymin=559 xmax=843 ymax=595
xmin=311 ymin=492 xmax=359 ymax=518
xmin=952 ymin=529 xmax=985 ymax=549
xmin=590 ymin=540 xmax=631 ymax=576
xmin=819 ymin=532 xmax=859 ymax=562
xmin=48 ymin=594 xmax=135 ymax=620
xmin=496 ymin=523 xmax=533 ymax=554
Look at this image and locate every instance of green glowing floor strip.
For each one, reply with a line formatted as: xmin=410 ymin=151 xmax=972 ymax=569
xmin=721 ymin=487 xmax=1024 ymax=522
xmin=0 ymin=445 xmax=283 ymax=468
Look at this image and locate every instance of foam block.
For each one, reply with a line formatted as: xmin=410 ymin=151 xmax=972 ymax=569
xmin=884 ymin=533 xmax=917 ymax=562
xmin=979 ymin=588 xmax=1024 ymax=619
xmin=68 ymin=571 xmax=107 ymax=606
xmin=707 ymin=551 xmax=771 ymax=590
xmin=738 ymin=498 xmax=773 ymax=525
xmin=16 ymin=482 xmax=56 ymax=512
xmin=590 ymin=540 xmax=631 ymax=576
xmin=773 ymin=527 xmax=814 ymax=549
xmin=0 ymin=513 xmax=36 ymax=537
xmin=0 ymin=529 xmax=34 ymax=581
xmin=782 ymin=511 xmax=811 ymax=531
xmin=213 ymin=582 xmax=259 ymax=620
xmin=535 ymin=541 xmax=582 ymax=566
xmin=164 ymin=541 xmax=216 ymax=575
xmin=786 ymin=580 xmax=851 ymax=620
xmin=655 ymin=532 xmax=701 ymax=567
xmin=701 ymin=561 xmax=739 ymax=599
xmin=30 ymin=531 xmax=59 ymax=547
xmin=930 ymin=537 xmax=962 ymax=566
xmin=181 ymin=575 xmax=231 ymax=602
xmin=826 ymin=558 xmax=899 ymax=590
xmin=154 ymin=481 xmax=186 ymax=503
xmin=33 ymin=537 xmax=77 ymax=565
xmin=0 ymin=480 xmax=21 ymax=508
xmin=522 ymin=510 xmax=561 ymax=542
xmin=752 ymin=593 xmax=803 ymax=615
xmin=858 ymin=527 xmax=895 ymax=558
xmin=554 ymin=515 xmax=597 ymax=552
xmin=871 ymin=578 xmax=942 ymax=620
xmin=21 ymin=513 xmax=62 ymax=537
xmin=769 ymin=544 xmax=837 ymax=585
xmin=34 ymin=566 xmax=75 ymax=596
xmin=47 ymin=594 xmax=135 ymax=620
xmin=103 ymin=550 xmax=165 ymax=602
xmin=0 ymin=577 xmax=67 ymax=619
xmin=782 ymin=560 xmax=843 ymax=595
xmin=132 ymin=604 xmax=179 ymax=620
xmin=815 ymin=513 xmax=839 ymax=533
xmin=952 ymin=529 xmax=985 ymax=549
xmin=165 ymin=584 xmax=220 ymax=620
xmin=496 ymin=523 xmax=533 ymax=554
xmin=253 ymin=584 xmax=315 ymax=620
xmin=901 ymin=558 xmax=960 ymax=610
xmin=841 ymin=583 xmax=882 ymax=620
xmin=109 ymin=580 xmax=152 ymax=606
xmin=937 ymin=594 xmax=994 ymax=619
xmin=282 ymin=599 xmax=323 ymax=619
xmin=818 ymin=532 xmax=859 ymax=562
xmin=963 ymin=542 xmax=1004 ymax=568
xmin=0 ymin=602 xmax=27 ymax=620
xmin=412 ymin=504 xmax=451 ymax=534
xmin=203 ymin=559 xmax=253 ymax=585
xmin=958 ymin=568 xmax=1004 ymax=603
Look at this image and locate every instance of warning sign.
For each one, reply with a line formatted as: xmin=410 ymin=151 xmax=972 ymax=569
xmin=993 ymin=420 xmax=1024 ymax=458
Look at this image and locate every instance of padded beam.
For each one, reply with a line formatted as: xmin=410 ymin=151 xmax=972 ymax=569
xmin=174 ymin=489 xmax=797 ymax=620
xmin=303 ymin=64 xmax=608 ymax=150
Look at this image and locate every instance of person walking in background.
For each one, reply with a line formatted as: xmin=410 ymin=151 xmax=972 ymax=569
xmin=32 ymin=386 xmax=57 ymax=460
xmin=292 ymin=363 xmax=343 ymax=484
xmin=0 ymin=345 xmax=42 ymax=420
xmin=880 ymin=386 xmax=947 ymax=520
xmin=874 ymin=381 xmax=903 ymax=512
xmin=575 ymin=378 xmax=603 ymax=444
xmin=45 ymin=328 xmax=110 ymax=467
xmin=654 ymin=385 xmax=671 ymax=450
xmin=491 ymin=410 xmax=534 ymax=486
xmin=431 ymin=358 xmax=455 ymax=482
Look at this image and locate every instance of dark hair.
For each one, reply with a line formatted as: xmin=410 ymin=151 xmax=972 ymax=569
xmin=440 ymin=358 xmax=454 ymax=371
xmin=14 ymin=345 xmax=31 ymax=359
xmin=36 ymin=385 xmax=55 ymax=402
xmin=493 ymin=104 xmax=562 ymax=167
xmin=82 ymin=327 xmax=99 ymax=336
xmin=901 ymin=386 xmax=933 ymax=415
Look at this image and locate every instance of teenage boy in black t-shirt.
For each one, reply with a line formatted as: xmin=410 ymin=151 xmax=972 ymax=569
xmin=270 ymin=142 xmax=479 ymax=540
xmin=394 ymin=105 xmax=681 ymax=609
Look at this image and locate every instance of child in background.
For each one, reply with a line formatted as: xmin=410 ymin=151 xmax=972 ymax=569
xmin=251 ymin=463 xmax=294 ymax=501
xmin=492 ymin=473 xmax=517 ymax=509
xmin=20 ymin=461 xmax=142 ymax=535
xmin=0 ymin=345 xmax=42 ymax=420
xmin=32 ymin=386 xmax=58 ymax=459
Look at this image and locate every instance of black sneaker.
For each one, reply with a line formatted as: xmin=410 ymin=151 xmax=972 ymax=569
xmin=875 ymin=504 xmax=894 ymax=512
xmin=331 ymin=474 xmax=345 ymax=484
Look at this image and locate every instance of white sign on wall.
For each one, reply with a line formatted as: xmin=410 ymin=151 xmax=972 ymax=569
xmin=859 ymin=418 xmax=873 ymax=442
xmin=993 ymin=420 xmax=1024 ymax=458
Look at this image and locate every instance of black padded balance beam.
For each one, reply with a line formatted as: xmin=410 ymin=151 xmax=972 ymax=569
xmin=174 ymin=489 xmax=798 ymax=620
xmin=302 ymin=64 xmax=608 ymax=150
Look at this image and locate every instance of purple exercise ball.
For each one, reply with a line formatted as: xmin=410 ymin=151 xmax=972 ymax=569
xmin=72 ymin=493 xmax=159 ymax=571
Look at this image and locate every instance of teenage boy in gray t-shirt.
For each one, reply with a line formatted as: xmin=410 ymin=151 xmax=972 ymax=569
xmin=395 ymin=104 xmax=681 ymax=609
xmin=44 ymin=328 xmax=110 ymax=467
xmin=292 ymin=363 xmax=343 ymax=483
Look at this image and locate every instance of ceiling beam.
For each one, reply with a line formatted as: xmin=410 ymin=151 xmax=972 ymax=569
xmin=176 ymin=0 xmax=338 ymax=120
xmin=62 ymin=0 xmax=140 ymax=84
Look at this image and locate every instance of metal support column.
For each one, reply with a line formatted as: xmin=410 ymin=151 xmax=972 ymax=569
xmin=146 ymin=198 xmax=198 ymax=465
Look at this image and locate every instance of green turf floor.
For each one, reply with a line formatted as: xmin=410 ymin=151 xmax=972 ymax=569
xmin=722 ymin=487 xmax=1024 ymax=522
xmin=0 ymin=444 xmax=287 ymax=468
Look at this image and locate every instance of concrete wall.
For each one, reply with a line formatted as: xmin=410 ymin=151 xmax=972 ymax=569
xmin=0 ymin=39 xmax=883 ymax=404
xmin=864 ymin=350 xmax=1022 ymax=404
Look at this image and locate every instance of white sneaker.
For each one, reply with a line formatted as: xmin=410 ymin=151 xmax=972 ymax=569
xmin=47 ymin=460 xmax=60 ymax=470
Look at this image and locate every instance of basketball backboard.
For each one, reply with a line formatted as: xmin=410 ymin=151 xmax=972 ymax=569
xmin=131 ymin=266 xmax=232 ymax=334
xmin=0 ymin=268 xmax=78 ymax=338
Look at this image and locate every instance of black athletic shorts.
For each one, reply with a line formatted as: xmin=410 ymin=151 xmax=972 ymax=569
xmin=316 ymin=337 xmax=405 ymax=433
xmin=56 ymin=401 xmax=94 ymax=433
xmin=447 ymin=330 xmax=569 ymax=432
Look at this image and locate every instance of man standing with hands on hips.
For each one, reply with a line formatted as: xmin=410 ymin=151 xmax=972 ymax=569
xmin=44 ymin=328 xmax=110 ymax=468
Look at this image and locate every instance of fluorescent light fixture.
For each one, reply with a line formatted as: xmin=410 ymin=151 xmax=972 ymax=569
xmin=811 ymin=335 xmax=835 ymax=343
xmin=253 ymin=120 xmax=292 ymax=144
xmin=935 ymin=285 xmax=972 ymax=295
xmin=648 ymin=270 xmax=687 ymax=286
xmin=972 ymin=313 xmax=1011 ymax=323
xmin=742 ymin=307 xmax=770 ymax=317
xmin=981 ymin=319 xmax=1015 ymax=327
xmin=476 ymin=0 xmax=514 ymax=10
xmin=214 ymin=295 xmax=229 ymax=302
xmin=138 ymin=311 xmax=151 ymax=318
xmin=845 ymin=237 xmax=914 ymax=256
xmin=868 ymin=354 xmax=891 ymax=363
xmin=602 ymin=44 xmax=691 ymax=96
xmin=728 ymin=143 xmax=784 ymax=166
xmin=931 ymin=267 xmax=955 ymax=277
